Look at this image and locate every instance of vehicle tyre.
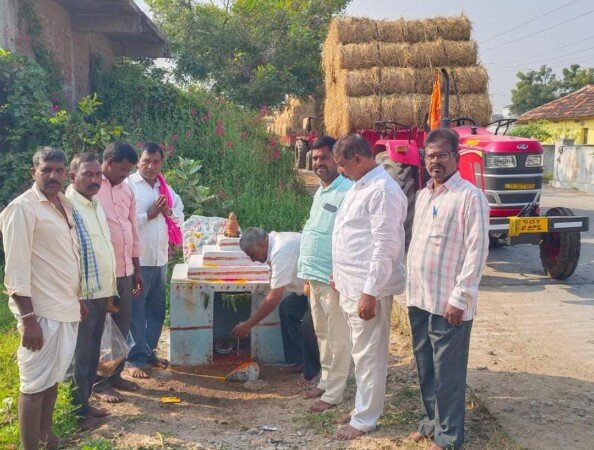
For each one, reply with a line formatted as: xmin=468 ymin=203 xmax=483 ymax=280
xmin=539 ymin=207 xmax=580 ymax=279
xmin=295 ymin=140 xmax=309 ymax=169
xmin=376 ymin=151 xmax=417 ymax=251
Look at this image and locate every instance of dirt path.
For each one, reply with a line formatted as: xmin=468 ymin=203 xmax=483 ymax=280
xmin=68 ymin=309 xmax=516 ymax=449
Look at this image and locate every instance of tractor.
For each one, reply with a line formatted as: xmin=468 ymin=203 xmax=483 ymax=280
xmin=365 ymin=69 xmax=589 ymax=279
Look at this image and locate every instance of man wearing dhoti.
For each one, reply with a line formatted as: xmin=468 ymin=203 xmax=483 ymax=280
xmin=331 ymin=134 xmax=407 ymax=440
xmin=0 ymin=147 xmax=84 ymax=450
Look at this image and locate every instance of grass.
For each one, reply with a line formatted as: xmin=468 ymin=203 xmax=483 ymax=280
xmin=300 ymin=409 xmax=340 ymax=436
xmin=0 ymin=281 xmax=78 ymax=448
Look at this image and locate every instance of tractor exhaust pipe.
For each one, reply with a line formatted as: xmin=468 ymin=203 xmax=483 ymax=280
xmin=440 ymin=68 xmax=451 ymax=129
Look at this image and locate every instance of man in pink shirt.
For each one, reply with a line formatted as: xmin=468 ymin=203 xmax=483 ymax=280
xmin=95 ymin=142 xmax=144 ymax=402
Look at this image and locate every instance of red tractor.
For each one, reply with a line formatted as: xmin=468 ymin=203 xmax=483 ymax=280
xmin=365 ymin=69 xmax=589 ymax=279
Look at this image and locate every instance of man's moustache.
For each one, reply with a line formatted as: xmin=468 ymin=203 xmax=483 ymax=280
xmin=89 ymin=184 xmax=100 ymax=190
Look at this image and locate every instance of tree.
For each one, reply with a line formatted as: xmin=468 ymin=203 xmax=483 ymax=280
xmin=146 ymin=0 xmax=350 ymax=109
xmin=559 ymin=64 xmax=594 ymax=97
xmin=509 ymin=66 xmax=558 ymax=116
xmin=509 ymin=64 xmax=594 ymax=115
xmin=508 ymin=121 xmax=553 ymax=143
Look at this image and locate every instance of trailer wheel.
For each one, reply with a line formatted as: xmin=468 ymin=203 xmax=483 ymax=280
xmin=295 ymin=140 xmax=309 ymax=169
xmin=539 ymin=207 xmax=581 ymax=279
xmin=376 ymin=152 xmax=417 ymax=250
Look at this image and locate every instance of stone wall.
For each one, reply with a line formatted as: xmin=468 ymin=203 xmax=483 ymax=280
xmin=550 ymin=139 xmax=594 ymax=194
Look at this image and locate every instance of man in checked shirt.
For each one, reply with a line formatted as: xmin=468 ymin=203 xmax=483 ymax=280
xmin=406 ymin=128 xmax=489 ymax=450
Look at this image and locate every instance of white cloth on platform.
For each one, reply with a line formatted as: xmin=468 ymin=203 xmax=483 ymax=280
xmin=339 ymin=294 xmax=392 ymax=432
xmin=16 ymin=316 xmax=78 ymax=394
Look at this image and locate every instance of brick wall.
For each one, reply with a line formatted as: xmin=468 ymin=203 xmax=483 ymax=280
xmin=8 ymin=0 xmax=116 ymax=106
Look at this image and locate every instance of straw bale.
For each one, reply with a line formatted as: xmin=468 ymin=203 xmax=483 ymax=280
xmin=337 ymin=43 xmax=380 ymax=70
xmin=377 ymin=15 xmax=471 ymax=43
xmin=271 ymin=97 xmax=316 ymax=136
xmin=379 ymin=67 xmax=416 ymax=94
xmin=404 ymin=40 xmax=477 ymax=68
xmin=376 ymin=43 xmax=410 ymax=67
xmin=335 ymin=17 xmax=379 ymax=44
xmin=333 ymin=15 xmax=472 ymax=45
xmin=414 ymin=66 xmax=488 ymax=94
xmin=343 ymin=96 xmax=382 ymax=134
xmin=331 ymin=41 xmax=477 ymax=72
xmin=328 ymin=93 xmax=492 ymax=135
xmin=449 ymin=93 xmax=492 ymax=126
xmin=338 ymin=68 xmax=381 ymax=97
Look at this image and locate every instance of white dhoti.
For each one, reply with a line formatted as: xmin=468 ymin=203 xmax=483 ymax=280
xmin=309 ymin=280 xmax=351 ymax=405
xmin=339 ymin=294 xmax=392 ymax=433
xmin=16 ymin=317 xmax=78 ymax=394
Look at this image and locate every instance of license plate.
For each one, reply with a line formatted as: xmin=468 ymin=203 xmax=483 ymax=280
xmin=508 ymin=217 xmax=549 ymax=236
xmin=504 ymin=183 xmax=535 ymax=189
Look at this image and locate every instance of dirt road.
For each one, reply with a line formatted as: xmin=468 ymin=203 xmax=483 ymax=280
xmin=461 ymin=186 xmax=594 ymax=450
xmin=72 ymin=314 xmax=514 ymax=449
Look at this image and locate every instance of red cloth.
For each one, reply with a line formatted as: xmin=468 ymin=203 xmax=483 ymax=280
xmin=157 ymin=174 xmax=183 ymax=246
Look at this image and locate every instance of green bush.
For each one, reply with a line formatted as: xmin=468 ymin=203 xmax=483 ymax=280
xmin=94 ymin=60 xmax=311 ymax=231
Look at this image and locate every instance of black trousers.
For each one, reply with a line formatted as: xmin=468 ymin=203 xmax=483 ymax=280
xmin=72 ymin=298 xmax=108 ymax=416
xmin=279 ymin=292 xmax=321 ymax=380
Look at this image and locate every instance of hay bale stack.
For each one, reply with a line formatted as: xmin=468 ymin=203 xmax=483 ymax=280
xmin=323 ymin=14 xmax=491 ymax=136
xmin=270 ymin=97 xmax=316 ymax=136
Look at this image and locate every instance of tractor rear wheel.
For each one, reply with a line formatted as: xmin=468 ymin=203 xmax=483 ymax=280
xmin=295 ymin=140 xmax=309 ymax=169
xmin=376 ymin=151 xmax=417 ymax=251
xmin=539 ymin=207 xmax=581 ymax=279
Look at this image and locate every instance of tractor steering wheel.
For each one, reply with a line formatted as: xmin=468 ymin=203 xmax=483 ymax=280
xmin=451 ymin=117 xmax=477 ymax=127
xmin=484 ymin=118 xmax=517 ymax=135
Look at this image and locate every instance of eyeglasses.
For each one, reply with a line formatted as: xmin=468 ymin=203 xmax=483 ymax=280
xmin=424 ymin=152 xmax=454 ymax=162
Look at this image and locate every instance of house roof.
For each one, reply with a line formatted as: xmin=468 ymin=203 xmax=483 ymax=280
xmin=55 ymin=0 xmax=168 ymax=57
xmin=517 ymin=84 xmax=594 ymax=123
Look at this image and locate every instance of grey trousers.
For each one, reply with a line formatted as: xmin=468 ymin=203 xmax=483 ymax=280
xmin=72 ymin=298 xmax=108 ymax=416
xmin=408 ymin=307 xmax=473 ymax=450
xmin=94 ymin=275 xmax=134 ymax=390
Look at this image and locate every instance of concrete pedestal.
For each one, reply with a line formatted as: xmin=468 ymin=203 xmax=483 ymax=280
xmin=169 ymin=264 xmax=285 ymax=366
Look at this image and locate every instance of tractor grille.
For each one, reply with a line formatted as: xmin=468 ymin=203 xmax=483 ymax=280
xmin=481 ymin=153 xmax=543 ymax=208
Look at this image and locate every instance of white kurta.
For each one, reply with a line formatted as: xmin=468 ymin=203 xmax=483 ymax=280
xmin=332 ymin=165 xmax=407 ymax=432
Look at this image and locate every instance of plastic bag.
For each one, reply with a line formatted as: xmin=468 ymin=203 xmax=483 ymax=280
xmin=97 ymin=314 xmax=134 ymax=377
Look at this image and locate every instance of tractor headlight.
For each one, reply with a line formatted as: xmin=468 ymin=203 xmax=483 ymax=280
xmin=485 ymin=155 xmax=517 ymax=169
xmin=525 ymin=154 xmax=543 ymax=167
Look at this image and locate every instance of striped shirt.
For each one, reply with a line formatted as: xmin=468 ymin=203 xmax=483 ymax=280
xmin=406 ymin=171 xmax=489 ymax=321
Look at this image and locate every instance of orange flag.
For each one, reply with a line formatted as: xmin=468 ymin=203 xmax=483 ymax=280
xmin=428 ymin=69 xmax=441 ymax=130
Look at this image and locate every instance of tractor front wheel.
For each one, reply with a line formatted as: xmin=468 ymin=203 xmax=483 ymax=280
xmin=539 ymin=207 xmax=581 ymax=279
xmin=376 ymin=152 xmax=417 ymax=251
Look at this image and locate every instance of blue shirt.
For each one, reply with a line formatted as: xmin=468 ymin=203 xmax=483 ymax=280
xmin=298 ymin=175 xmax=353 ymax=283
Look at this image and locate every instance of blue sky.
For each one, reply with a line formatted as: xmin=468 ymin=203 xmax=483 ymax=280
xmin=138 ymin=0 xmax=594 ymax=114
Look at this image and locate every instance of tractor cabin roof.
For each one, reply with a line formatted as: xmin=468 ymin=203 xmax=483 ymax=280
xmin=517 ymin=84 xmax=594 ymax=123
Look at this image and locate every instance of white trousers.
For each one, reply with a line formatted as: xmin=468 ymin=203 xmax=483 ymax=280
xmin=17 ymin=317 xmax=78 ymax=394
xmin=339 ymin=294 xmax=392 ymax=432
xmin=309 ymin=280 xmax=351 ymax=405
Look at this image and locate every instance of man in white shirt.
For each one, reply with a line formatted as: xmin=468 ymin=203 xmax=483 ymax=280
xmin=231 ymin=228 xmax=320 ymax=384
xmin=125 ymin=143 xmax=184 ymax=378
xmin=331 ymin=133 xmax=407 ymax=440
